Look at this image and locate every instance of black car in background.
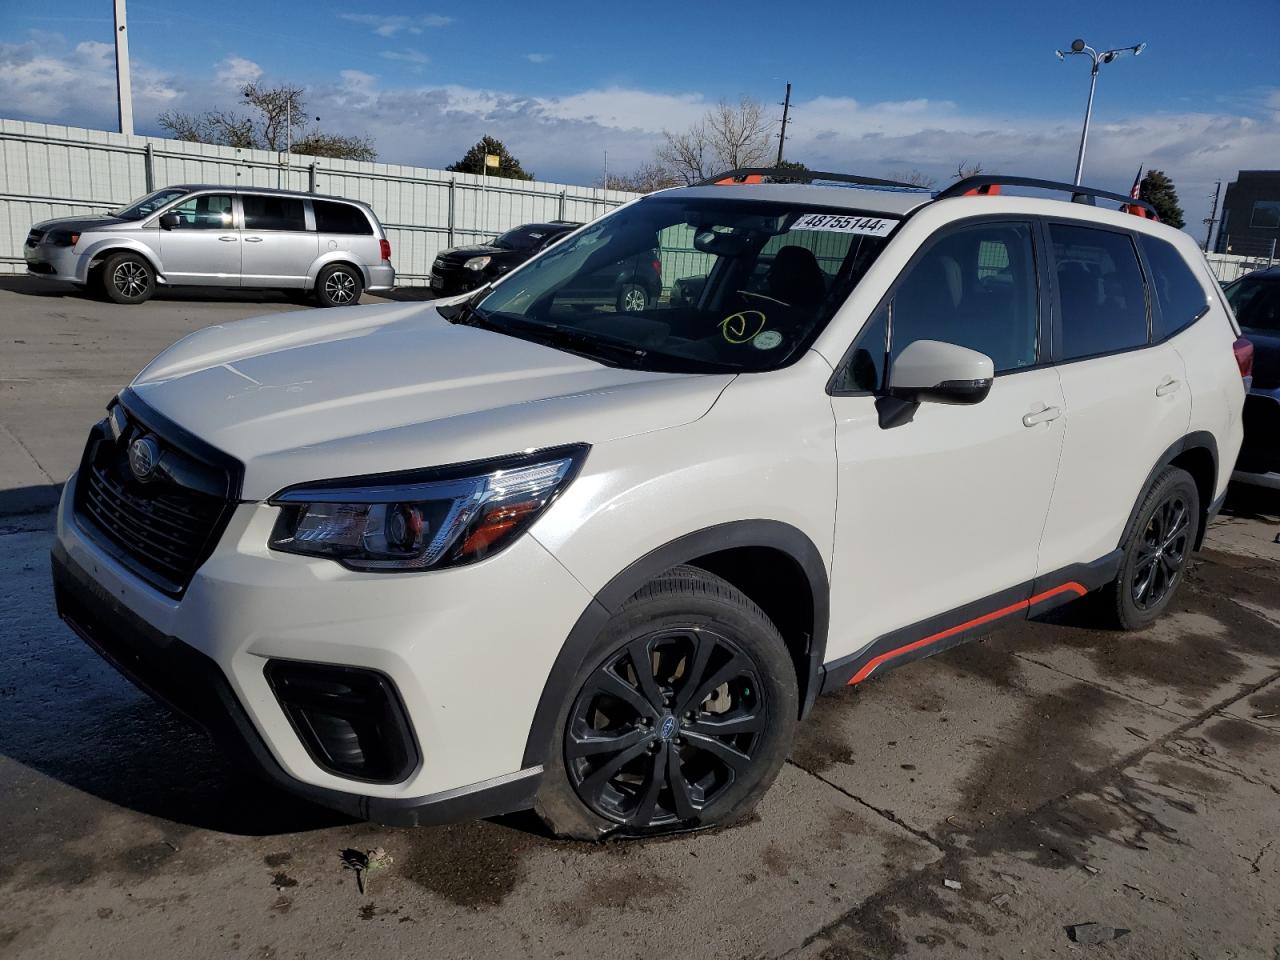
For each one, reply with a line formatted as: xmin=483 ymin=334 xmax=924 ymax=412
xmin=1225 ymin=267 xmax=1280 ymax=489
xmin=430 ymin=220 xmax=664 ymax=312
xmin=430 ymin=222 xmax=579 ymax=296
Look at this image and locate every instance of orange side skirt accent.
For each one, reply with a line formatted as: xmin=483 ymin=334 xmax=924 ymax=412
xmin=847 ymin=582 xmax=1087 ymax=685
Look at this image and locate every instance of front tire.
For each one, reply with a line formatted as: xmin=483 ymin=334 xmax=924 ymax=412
xmin=534 ymin=565 xmax=797 ymax=840
xmin=100 ymin=252 xmax=155 ymax=304
xmin=1105 ymin=466 xmax=1200 ymax=630
xmin=617 ymin=283 xmax=648 ymax=313
xmin=314 ymin=264 xmax=363 ymax=307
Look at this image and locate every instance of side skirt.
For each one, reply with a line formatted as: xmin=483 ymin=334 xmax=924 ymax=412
xmin=818 ymin=551 xmax=1122 ymax=692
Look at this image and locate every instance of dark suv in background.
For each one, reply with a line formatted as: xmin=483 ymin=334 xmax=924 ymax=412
xmin=431 ymin=220 xmax=663 ymax=312
xmin=1226 ymin=267 xmax=1280 ymax=489
xmin=430 ymin=222 xmax=579 ymax=296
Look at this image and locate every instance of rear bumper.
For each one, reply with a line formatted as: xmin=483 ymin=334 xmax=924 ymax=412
xmin=365 ymin=262 xmax=395 ymax=293
xmin=51 ymin=540 xmax=543 ymax=825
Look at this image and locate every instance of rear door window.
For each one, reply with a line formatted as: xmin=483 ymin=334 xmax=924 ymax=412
xmin=242 ymin=195 xmax=307 ymax=232
xmin=1139 ymin=234 xmax=1208 ymax=338
xmin=313 ymin=200 xmax=373 ymax=235
xmin=1050 ymin=224 xmax=1149 ymax=360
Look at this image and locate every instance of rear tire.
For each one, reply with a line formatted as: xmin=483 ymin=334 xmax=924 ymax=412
xmin=1104 ymin=466 xmax=1200 ymax=631
xmin=314 ymin=264 xmax=363 ymax=307
xmin=534 ymin=565 xmax=797 ymax=840
xmin=100 ymin=252 xmax=155 ymax=304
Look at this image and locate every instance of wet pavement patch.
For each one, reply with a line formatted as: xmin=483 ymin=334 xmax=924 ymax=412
xmin=1204 ymin=716 xmax=1272 ymax=754
xmin=790 ymin=686 xmax=859 ymax=772
xmin=397 ymin=819 xmax=552 ymax=908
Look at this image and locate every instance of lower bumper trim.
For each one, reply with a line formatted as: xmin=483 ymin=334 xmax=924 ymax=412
xmin=50 ymin=541 xmax=542 ymax=827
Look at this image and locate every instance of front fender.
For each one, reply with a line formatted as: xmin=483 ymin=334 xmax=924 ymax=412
xmin=80 ymin=237 xmax=165 ymax=284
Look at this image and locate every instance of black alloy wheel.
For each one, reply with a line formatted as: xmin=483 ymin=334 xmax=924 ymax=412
xmin=1131 ymin=492 xmax=1191 ymax=610
xmin=566 ymin=627 xmax=765 ymax=828
xmin=535 ymin=565 xmax=796 ymax=840
xmin=1107 ymin=465 xmax=1200 ymax=630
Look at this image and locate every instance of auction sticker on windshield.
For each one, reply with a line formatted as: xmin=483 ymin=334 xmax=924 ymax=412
xmin=791 ymin=213 xmax=898 ymax=237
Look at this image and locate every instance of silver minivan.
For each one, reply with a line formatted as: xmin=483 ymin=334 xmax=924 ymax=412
xmin=24 ymin=185 xmax=395 ymax=306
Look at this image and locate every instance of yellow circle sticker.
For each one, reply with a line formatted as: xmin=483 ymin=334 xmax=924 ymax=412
xmin=721 ymin=310 xmax=767 ymax=344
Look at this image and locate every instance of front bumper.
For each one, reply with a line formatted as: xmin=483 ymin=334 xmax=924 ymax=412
xmin=24 ymin=242 xmax=90 ymax=283
xmin=52 ymin=471 xmax=595 ymax=823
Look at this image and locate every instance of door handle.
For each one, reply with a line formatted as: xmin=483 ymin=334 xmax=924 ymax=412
xmin=218 ymin=236 xmax=238 ymax=242
xmin=1022 ymin=405 xmax=1061 ymax=427
xmin=1155 ymin=377 xmax=1182 ymax=397
xmin=244 ymin=236 xmax=264 ymax=243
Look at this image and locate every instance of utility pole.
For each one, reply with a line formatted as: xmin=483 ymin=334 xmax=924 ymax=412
xmin=1203 ymin=180 xmax=1222 ymax=253
xmin=776 ymin=82 xmax=792 ymax=166
xmin=112 ymin=0 xmax=134 ymax=135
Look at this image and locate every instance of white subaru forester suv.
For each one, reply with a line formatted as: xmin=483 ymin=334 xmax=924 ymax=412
xmin=51 ymin=170 xmax=1248 ymax=839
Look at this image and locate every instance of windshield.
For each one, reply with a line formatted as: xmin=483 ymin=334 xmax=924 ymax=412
xmin=1226 ymin=276 xmax=1280 ymax=334
xmin=472 ymin=197 xmax=896 ymax=372
xmin=112 ymin=188 xmax=189 ymax=221
xmin=492 ymin=225 xmax=555 ymax=250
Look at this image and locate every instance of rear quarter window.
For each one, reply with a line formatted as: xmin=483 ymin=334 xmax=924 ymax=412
xmin=313 ymin=200 xmax=374 ymax=235
xmin=1139 ymin=234 xmax=1209 ymax=338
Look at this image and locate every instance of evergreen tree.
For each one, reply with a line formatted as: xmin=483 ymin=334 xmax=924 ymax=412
xmin=447 ymin=137 xmax=534 ymax=181
xmin=1139 ymin=170 xmax=1185 ymax=229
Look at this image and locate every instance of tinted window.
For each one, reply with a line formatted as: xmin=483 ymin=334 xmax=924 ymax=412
xmin=493 ymin=225 xmax=555 ymax=250
xmin=313 ymin=200 xmax=373 ymax=235
xmin=1140 ymin=235 xmax=1208 ymax=337
xmin=839 ymin=306 xmax=887 ymax=391
xmin=242 ymin=195 xmax=306 ymax=231
xmin=1227 ymin=277 xmax=1280 ymax=333
xmin=167 ymin=193 xmax=233 ymax=230
xmin=889 ymin=221 xmax=1039 ymax=373
xmin=1051 ymin=224 xmax=1148 ymax=359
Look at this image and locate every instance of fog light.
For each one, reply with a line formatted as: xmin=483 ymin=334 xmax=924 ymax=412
xmin=264 ymin=660 xmax=417 ymax=783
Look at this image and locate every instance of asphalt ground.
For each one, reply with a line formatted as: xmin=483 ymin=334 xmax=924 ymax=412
xmin=1 ymin=277 xmax=1278 ymax=959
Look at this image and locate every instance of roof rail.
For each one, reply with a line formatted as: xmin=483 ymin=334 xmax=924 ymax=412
xmin=696 ymin=168 xmax=925 ymax=190
xmin=936 ymin=175 xmax=1159 ymax=218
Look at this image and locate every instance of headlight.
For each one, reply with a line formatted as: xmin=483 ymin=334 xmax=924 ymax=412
xmin=463 ymin=256 xmax=491 ymax=271
xmin=268 ymin=445 xmax=587 ymax=571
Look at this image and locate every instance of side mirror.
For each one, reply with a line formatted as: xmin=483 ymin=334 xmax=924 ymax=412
xmin=159 ymin=212 xmax=180 ymax=230
xmin=888 ymin=339 xmax=994 ymax=405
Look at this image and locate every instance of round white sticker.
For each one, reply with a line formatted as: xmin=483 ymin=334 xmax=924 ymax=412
xmin=753 ymin=330 xmax=783 ymax=350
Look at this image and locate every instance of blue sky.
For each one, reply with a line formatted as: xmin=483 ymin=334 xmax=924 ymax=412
xmin=3 ymin=0 xmax=1279 ymax=231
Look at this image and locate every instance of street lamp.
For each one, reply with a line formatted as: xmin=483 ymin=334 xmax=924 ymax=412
xmin=1055 ymin=38 xmax=1146 ymax=185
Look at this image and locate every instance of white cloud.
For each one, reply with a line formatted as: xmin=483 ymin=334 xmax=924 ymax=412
xmin=525 ymin=53 xmax=552 ymax=64
xmin=337 ymin=13 xmax=452 ymax=37
xmin=215 ymin=55 xmax=262 ymax=89
xmin=381 ymin=49 xmax=429 ymax=65
xmin=1 ymin=34 xmax=1276 ymax=234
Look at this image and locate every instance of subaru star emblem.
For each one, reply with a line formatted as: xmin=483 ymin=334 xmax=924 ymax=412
xmin=659 ymin=716 xmax=677 ymax=740
xmin=128 ymin=436 xmax=160 ymax=482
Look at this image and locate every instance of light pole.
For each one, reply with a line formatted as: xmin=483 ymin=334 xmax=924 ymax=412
xmin=1055 ymin=38 xmax=1146 ymax=185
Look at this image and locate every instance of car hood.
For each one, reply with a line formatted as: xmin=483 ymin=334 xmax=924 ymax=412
xmin=437 ymin=244 xmax=503 ymax=261
xmin=129 ymin=301 xmax=733 ymax=499
xmin=33 ymin=215 xmax=127 ymax=232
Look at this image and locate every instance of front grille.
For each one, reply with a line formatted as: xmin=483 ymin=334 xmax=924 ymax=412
xmin=73 ymin=398 xmax=238 ymax=596
xmin=25 ymin=228 xmax=43 ymax=248
xmin=27 ymin=261 xmax=54 ymax=274
xmin=1239 ymin=394 xmax=1280 ymax=475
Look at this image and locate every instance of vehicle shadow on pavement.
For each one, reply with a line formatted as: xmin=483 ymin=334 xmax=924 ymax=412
xmin=0 ymin=276 xmax=311 ymax=306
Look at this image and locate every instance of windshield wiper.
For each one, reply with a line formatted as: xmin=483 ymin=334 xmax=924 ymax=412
xmin=467 ymin=311 xmax=651 ymax=367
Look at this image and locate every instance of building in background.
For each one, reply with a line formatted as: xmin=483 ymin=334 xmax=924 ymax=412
xmin=1215 ymin=170 xmax=1280 ymax=259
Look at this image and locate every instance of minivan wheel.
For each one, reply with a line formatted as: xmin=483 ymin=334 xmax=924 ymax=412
xmin=534 ymin=565 xmax=797 ymax=840
xmin=100 ymin=252 xmax=155 ymax=304
xmin=617 ymin=283 xmax=648 ymax=313
xmin=1106 ymin=466 xmax=1200 ymax=631
xmin=315 ymin=264 xmax=363 ymax=307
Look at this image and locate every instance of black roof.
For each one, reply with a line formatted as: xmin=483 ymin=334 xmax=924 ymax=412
xmin=165 ymin=184 xmax=372 ymax=206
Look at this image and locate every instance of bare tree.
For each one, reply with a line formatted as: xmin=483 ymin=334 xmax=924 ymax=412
xmin=888 ymin=169 xmax=938 ymax=189
xmin=952 ymin=160 xmax=983 ymax=180
xmin=158 ymin=82 xmax=376 ymax=161
xmin=657 ymin=96 xmax=773 ymax=185
xmin=601 ymin=161 xmax=681 ymax=194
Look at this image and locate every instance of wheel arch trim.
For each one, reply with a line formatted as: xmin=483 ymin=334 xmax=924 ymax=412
xmin=521 ymin=519 xmax=830 ymax=768
xmin=84 ymin=240 xmax=165 ymax=284
xmin=1121 ymin=431 xmax=1219 ymax=553
xmin=306 ymin=253 xmax=370 ymax=289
